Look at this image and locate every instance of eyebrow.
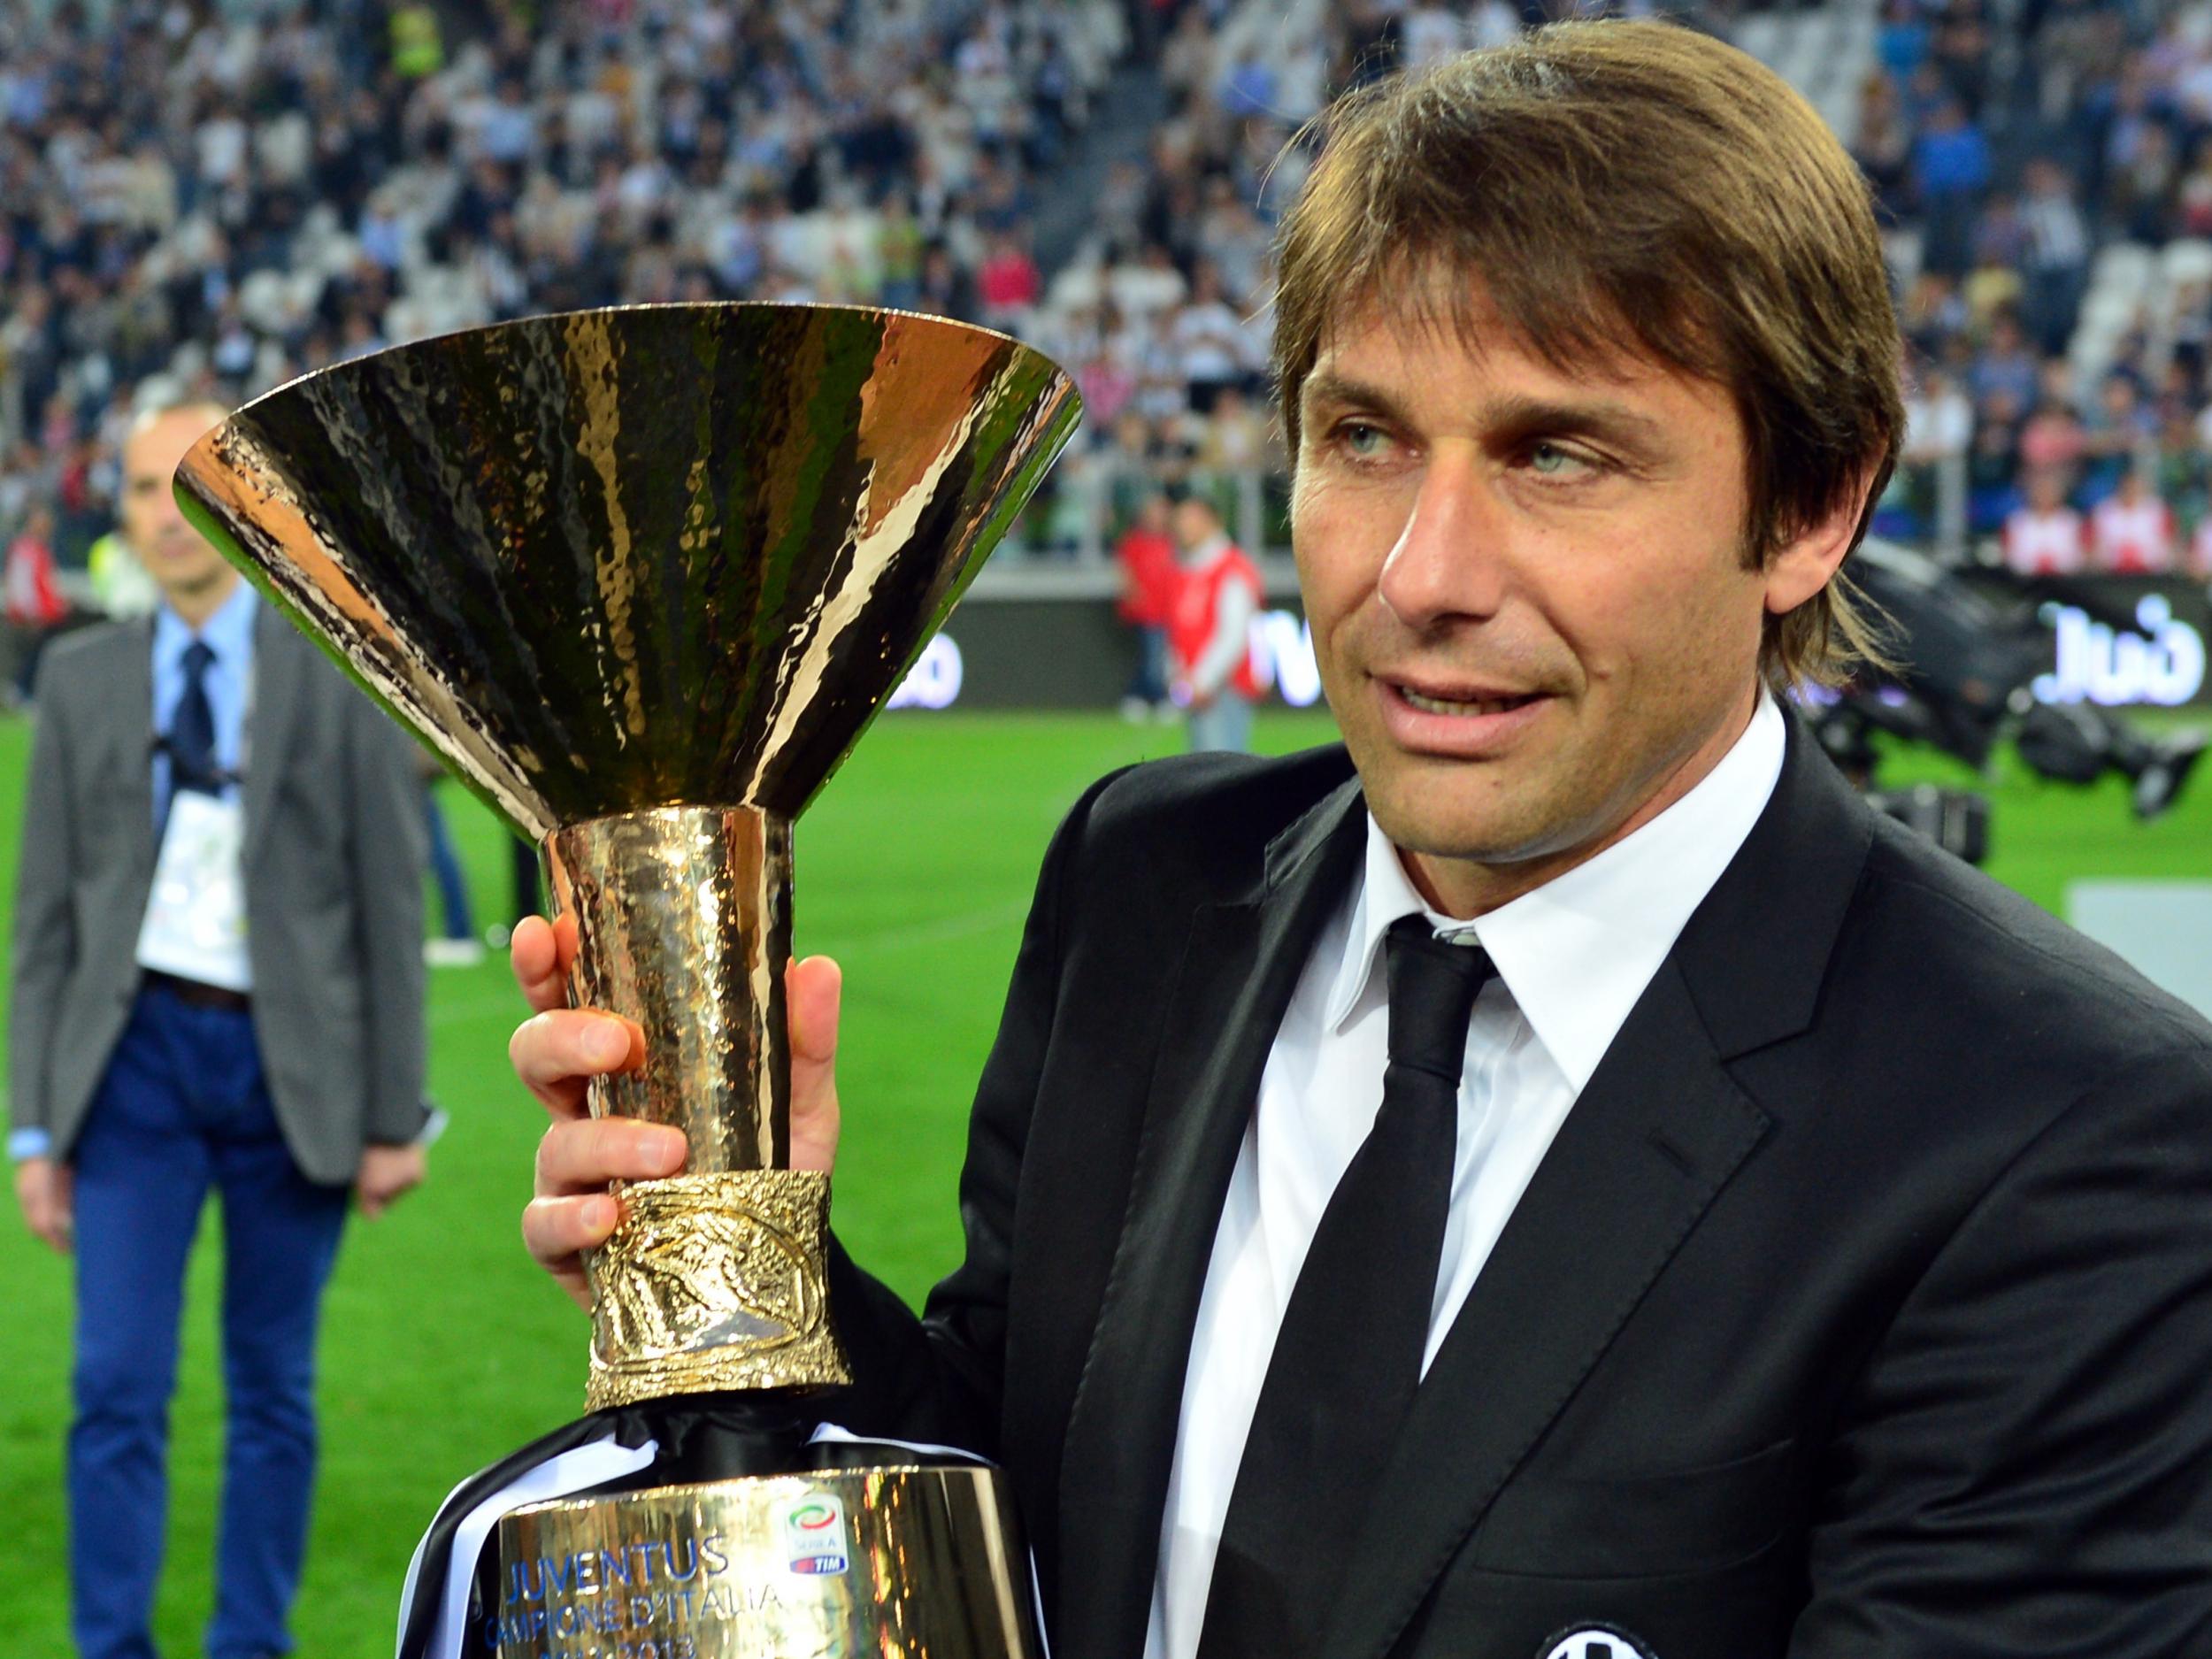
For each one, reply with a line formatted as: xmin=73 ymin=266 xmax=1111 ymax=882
xmin=1301 ymin=372 xmax=1673 ymax=456
xmin=1300 ymin=371 xmax=1418 ymax=431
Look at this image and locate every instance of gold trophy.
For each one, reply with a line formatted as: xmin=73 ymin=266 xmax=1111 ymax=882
xmin=173 ymin=303 xmax=1080 ymax=1658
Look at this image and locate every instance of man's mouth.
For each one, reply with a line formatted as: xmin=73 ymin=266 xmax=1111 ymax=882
xmin=1394 ymin=683 xmax=1540 ymax=718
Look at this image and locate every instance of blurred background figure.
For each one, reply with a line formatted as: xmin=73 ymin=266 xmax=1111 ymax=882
xmin=8 ymin=404 xmax=432 ymax=1659
xmin=419 ymin=751 xmax=484 ymax=970
xmin=87 ymin=528 xmax=160 ymax=623
xmin=1166 ymin=488 xmax=1263 ymax=753
xmin=2091 ymin=464 xmax=2178 ymax=572
xmin=2002 ymin=465 xmax=2087 ymax=574
xmin=1116 ymin=492 xmax=1179 ymax=722
xmin=3 ymin=504 xmax=78 ymax=703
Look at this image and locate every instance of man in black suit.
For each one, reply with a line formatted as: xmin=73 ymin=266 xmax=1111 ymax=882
xmin=508 ymin=23 xmax=2212 ymax=1659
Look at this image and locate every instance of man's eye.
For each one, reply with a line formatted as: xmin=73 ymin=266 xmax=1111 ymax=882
xmin=1525 ymin=442 xmax=1594 ymax=478
xmin=1338 ymin=422 xmax=1388 ymax=457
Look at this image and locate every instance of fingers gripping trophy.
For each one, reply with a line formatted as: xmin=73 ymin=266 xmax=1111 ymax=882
xmin=173 ymin=304 xmax=1081 ymax=1659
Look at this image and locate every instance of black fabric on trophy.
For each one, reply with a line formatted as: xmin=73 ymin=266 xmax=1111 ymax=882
xmin=1197 ymin=917 xmax=1491 ymax=1659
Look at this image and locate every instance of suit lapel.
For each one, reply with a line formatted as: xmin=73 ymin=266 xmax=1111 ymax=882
xmin=1317 ymin=715 xmax=1875 ymax=1659
xmin=243 ymin=608 xmax=307 ymax=859
xmin=105 ymin=619 xmax=157 ymax=868
xmin=1054 ymin=776 xmax=1366 ymax=1659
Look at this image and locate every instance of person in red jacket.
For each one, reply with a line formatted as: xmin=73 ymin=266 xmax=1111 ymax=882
xmin=4 ymin=504 xmax=73 ymax=700
xmin=1165 ymin=489 xmax=1264 ymax=752
xmin=1117 ymin=493 xmax=1181 ymax=720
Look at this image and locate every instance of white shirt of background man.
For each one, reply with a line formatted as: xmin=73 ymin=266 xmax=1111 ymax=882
xmin=1144 ymin=693 xmax=1790 ymax=1659
xmin=2090 ymin=491 xmax=2176 ymax=573
xmin=2003 ymin=504 xmax=2086 ymax=575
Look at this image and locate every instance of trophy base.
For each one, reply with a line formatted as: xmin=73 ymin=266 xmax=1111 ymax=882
xmin=491 ymin=1463 xmax=1042 ymax=1659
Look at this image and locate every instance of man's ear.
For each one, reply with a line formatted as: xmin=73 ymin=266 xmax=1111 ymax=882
xmin=1764 ymin=471 xmax=1877 ymax=617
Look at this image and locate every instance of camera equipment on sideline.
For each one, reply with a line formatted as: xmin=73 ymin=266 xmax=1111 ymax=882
xmin=1804 ymin=540 xmax=2205 ymax=864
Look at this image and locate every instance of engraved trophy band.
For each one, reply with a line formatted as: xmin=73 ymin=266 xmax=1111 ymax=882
xmin=494 ymin=1468 xmax=1043 ymax=1659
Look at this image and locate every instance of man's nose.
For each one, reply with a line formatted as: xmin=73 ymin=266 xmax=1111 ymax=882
xmin=1376 ymin=450 xmax=1509 ymax=628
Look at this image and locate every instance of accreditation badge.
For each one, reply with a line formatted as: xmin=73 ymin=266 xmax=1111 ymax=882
xmin=134 ymin=791 xmax=252 ymax=993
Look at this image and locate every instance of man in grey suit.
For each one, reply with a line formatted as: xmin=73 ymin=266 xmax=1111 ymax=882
xmin=8 ymin=400 xmax=431 ymax=1659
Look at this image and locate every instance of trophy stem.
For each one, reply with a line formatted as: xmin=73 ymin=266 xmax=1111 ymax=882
xmin=546 ymin=805 xmax=794 ymax=1170
xmin=546 ymin=805 xmax=848 ymax=1408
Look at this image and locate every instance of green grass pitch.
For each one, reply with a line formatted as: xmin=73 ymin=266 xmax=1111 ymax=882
xmin=0 ymin=703 xmax=2204 ymax=1655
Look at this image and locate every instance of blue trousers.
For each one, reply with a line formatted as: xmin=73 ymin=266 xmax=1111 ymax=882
xmin=68 ymin=983 xmax=349 ymax=1659
xmin=1187 ymin=691 xmax=1256 ymax=755
xmin=423 ymin=783 xmax=475 ymax=941
xmin=1125 ymin=624 xmax=1170 ymax=704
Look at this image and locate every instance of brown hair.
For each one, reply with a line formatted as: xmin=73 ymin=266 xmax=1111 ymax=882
xmin=1271 ymin=20 xmax=1903 ymax=688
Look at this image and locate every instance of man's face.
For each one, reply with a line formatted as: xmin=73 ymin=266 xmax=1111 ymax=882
xmin=121 ymin=409 xmax=231 ymax=605
xmin=1291 ymin=292 xmax=1848 ymax=915
xmin=1171 ymin=500 xmax=1215 ymax=552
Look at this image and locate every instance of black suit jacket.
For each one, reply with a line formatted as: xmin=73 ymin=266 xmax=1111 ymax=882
xmin=827 ymin=720 xmax=2212 ymax=1658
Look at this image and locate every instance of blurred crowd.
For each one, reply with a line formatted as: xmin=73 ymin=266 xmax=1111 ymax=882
xmin=0 ymin=0 xmax=1125 ymax=575
xmin=1023 ymin=0 xmax=1532 ymax=548
xmin=12 ymin=0 xmax=2212 ymax=633
xmin=1868 ymin=0 xmax=2212 ymax=575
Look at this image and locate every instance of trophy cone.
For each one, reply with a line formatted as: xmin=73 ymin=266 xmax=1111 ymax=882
xmin=175 ymin=303 xmax=1078 ymax=1659
xmin=174 ymin=302 xmax=1076 ymax=841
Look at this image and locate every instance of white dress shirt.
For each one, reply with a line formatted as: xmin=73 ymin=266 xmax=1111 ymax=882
xmin=1144 ymin=695 xmax=1787 ymax=1659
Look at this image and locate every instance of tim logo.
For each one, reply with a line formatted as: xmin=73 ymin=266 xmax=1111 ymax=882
xmin=1540 ymin=1626 xmax=1655 ymax=1659
xmin=782 ymin=1492 xmax=849 ymax=1576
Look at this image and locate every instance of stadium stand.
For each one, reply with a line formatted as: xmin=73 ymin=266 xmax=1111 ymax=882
xmin=0 ymin=0 xmax=1127 ymax=557
xmin=7 ymin=0 xmax=2212 ymax=585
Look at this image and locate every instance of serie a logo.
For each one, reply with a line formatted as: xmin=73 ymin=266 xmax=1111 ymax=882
xmin=782 ymin=1492 xmax=850 ymax=1576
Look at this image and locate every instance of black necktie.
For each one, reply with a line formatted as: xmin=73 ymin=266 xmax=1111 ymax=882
xmin=1197 ymin=915 xmax=1494 ymax=1659
xmin=167 ymin=640 xmax=222 ymax=805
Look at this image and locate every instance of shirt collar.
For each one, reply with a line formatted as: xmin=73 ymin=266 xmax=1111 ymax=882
xmin=153 ymin=577 xmax=257 ymax=668
xmin=1323 ymin=693 xmax=1787 ymax=1091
